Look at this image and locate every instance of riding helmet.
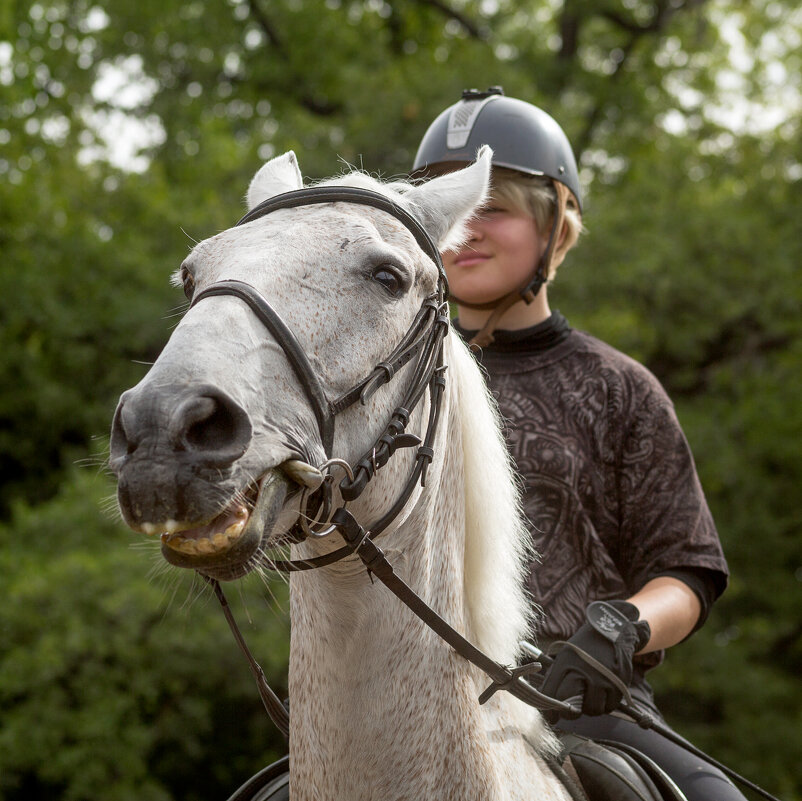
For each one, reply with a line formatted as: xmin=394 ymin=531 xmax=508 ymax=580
xmin=412 ymin=87 xmax=582 ymax=212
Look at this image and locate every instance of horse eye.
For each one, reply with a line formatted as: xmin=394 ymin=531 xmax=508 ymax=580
xmin=371 ymin=266 xmax=404 ymax=297
xmin=180 ymin=267 xmax=195 ymax=300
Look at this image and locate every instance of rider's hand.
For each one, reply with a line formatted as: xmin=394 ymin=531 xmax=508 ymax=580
xmin=541 ymin=600 xmax=651 ymax=719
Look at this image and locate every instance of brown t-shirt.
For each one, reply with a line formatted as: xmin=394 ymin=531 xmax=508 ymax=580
xmin=465 ymin=317 xmax=728 ymax=663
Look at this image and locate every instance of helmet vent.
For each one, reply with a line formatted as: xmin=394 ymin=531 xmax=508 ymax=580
xmin=447 ymin=95 xmax=499 ymax=150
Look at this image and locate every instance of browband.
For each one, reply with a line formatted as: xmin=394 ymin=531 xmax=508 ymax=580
xmin=236 ymin=186 xmax=449 ymax=295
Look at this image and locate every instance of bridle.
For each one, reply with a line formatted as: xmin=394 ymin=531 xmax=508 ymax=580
xmin=189 ymin=185 xmax=576 ymax=736
xmin=190 ymin=186 xmax=452 ymax=564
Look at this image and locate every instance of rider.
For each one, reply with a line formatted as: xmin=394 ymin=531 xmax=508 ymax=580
xmin=412 ymin=88 xmax=742 ymax=800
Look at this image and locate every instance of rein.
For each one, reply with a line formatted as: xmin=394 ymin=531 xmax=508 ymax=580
xmin=204 ymin=508 xmax=575 ymax=740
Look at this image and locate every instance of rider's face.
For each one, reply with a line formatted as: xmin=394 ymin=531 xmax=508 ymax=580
xmin=442 ymin=199 xmax=545 ymax=306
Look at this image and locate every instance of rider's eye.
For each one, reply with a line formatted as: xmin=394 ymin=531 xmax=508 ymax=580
xmin=180 ymin=267 xmax=195 ymax=300
xmin=371 ymin=266 xmax=404 ymax=298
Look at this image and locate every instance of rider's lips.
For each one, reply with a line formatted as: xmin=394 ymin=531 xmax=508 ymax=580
xmin=451 ymin=250 xmax=491 ymax=268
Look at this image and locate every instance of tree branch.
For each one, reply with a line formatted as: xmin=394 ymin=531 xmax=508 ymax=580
xmin=559 ymin=9 xmax=581 ymax=61
xmin=573 ymin=0 xmax=711 ymax=158
xmin=244 ymin=0 xmax=341 ymax=117
xmin=246 ymin=0 xmax=285 ymax=52
xmin=414 ymin=0 xmax=490 ymax=41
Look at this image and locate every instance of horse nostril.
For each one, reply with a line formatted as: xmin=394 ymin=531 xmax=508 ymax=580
xmin=184 ymin=398 xmax=235 ymax=449
xmin=109 ymin=397 xmax=138 ymax=470
xmin=174 ymin=389 xmax=252 ymax=466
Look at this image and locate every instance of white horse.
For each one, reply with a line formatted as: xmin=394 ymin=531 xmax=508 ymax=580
xmin=110 ymin=148 xmax=571 ymax=800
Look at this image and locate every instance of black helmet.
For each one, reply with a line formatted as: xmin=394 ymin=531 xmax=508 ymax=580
xmin=412 ymin=87 xmax=582 ymax=212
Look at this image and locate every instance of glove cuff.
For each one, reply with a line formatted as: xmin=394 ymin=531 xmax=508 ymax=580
xmin=610 ymin=601 xmax=651 ymax=651
xmin=631 ymin=619 xmax=652 ymax=652
xmin=606 ymin=599 xmax=640 ymax=622
xmin=587 ymin=600 xmax=651 ymax=652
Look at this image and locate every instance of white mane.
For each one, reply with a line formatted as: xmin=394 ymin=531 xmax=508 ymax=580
xmin=321 ymin=168 xmax=535 ymax=665
xmin=447 ymin=334 xmax=535 ymax=665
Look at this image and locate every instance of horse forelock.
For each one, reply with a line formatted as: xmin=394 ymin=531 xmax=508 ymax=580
xmin=446 ymin=334 xmax=537 ymax=666
xmin=316 ymin=168 xmax=412 ymax=197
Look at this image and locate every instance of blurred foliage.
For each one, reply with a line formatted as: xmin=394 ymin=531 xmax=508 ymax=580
xmin=0 ymin=468 xmax=289 ymax=800
xmin=1 ymin=0 xmax=800 ymax=798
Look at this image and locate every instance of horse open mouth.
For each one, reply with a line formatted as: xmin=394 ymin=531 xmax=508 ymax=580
xmin=159 ymin=500 xmax=253 ymax=556
xmin=156 ymin=469 xmax=292 ymax=577
xmin=153 ymin=460 xmax=324 ymax=579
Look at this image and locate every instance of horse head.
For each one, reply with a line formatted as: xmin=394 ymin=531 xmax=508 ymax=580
xmin=109 ymin=149 xmax=491 ymax=580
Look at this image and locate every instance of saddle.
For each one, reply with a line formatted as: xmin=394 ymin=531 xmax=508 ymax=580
xmin=224 ymin=737 xmax=688 ymax=801
xmin=225 ymin=755 xmax=289 ymax=801
xmin=553 ymin=733 xmax=687 ymax=801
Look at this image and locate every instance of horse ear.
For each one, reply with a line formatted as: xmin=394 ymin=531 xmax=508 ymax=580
xmin=246 ymin=151 xmax=304 ymax=210
xmin=404 ymin=146 xmax=492 ymax=252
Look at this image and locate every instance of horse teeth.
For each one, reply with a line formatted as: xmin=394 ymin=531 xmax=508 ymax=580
xmin=195 ymin=538 xmax=215 ymax=554
xmin=144 ymin=520 xmax=189 ymax=537
xmin=168 ymin=536 xmax=196 ymax=554
xmin=212 ymin=533 xmax=228 ymax=548
xmin=224 ymin=519 xmax=246 ymax=538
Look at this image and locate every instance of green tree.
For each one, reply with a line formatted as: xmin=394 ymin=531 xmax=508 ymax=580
xmin=0 ymin=469 xmax=290 ymax=800
xmin=1 ymin=0 xmax=799 ymax=797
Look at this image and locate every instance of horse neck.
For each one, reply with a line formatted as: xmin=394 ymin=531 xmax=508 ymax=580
xmin=287 ymin=350 xmax=494 ymax=797
xmin=287 ymin=336 xmax=564 ymax=800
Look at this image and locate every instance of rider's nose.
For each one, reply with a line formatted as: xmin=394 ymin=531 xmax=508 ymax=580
xmin=467 ymin=223 xmax=484 ymax=242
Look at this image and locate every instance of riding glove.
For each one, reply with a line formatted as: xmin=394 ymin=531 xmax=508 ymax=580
xmin=540 ymin=600 xmax=651 ymax=720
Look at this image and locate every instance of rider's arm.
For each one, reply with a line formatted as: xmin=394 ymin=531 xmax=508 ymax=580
xmin=628 ymin=576 xmax=702 ymax=654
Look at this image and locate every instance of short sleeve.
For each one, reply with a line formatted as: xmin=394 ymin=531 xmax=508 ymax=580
xmin=616 ymin=383 xmax=729 ymax=593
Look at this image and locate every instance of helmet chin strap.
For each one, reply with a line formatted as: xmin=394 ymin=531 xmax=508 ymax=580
xmin=457 ymin=182 xmax=571 ymax=349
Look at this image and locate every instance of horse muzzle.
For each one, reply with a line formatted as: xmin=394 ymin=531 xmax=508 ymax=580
xmin=110 ymin=383 xmax=254 ymax=475
xmin=109 ymin=382 xmax=307 ymax=579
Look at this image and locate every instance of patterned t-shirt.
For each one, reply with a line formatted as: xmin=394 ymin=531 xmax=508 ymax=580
xmin=460 ymin=314 xmax=729 ymax=665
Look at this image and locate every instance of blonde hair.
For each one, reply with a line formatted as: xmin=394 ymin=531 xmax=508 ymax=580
xmin=490 ymin=169 xmax=584 ymax=280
